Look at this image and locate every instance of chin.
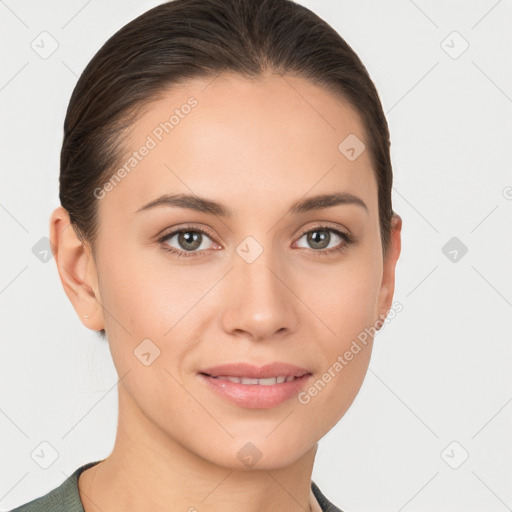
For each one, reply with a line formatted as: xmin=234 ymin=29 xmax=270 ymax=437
xmin=198 ymin=435 xmax=314 ymax=471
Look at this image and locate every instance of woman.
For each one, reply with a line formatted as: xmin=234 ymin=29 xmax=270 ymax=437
xmin=11 ymin=0 xmax=401 ymax=510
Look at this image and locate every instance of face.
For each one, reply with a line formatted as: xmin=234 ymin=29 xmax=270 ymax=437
xmin=53 ymin=72 xmax=401 ymax=470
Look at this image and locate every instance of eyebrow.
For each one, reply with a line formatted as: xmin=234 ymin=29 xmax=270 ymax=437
xmin=134 ymin=191 xmax=368 ymax=217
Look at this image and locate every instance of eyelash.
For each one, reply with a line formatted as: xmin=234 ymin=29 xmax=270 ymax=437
xmin=157 ymin=224 xmax=354 ymax=258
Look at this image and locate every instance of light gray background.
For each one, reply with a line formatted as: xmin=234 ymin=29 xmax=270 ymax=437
xmin=1 ymin=0 xmax=511 ymax=510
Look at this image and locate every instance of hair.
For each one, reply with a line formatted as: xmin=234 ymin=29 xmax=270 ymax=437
xmin=60 ymin=0 xmax=395 ymax=340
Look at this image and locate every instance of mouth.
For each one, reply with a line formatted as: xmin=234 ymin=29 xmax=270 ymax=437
xmin=200 ymin=374 xmax=306 ymax=385
xmin=198 ymin=361 xmax=311 ymax=380
xmin=197 ymin=362 xmax=313 ymax=409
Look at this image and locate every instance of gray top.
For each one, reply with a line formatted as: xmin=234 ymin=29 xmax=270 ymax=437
xmin=9 ymin=460 xmax=343 ymax=512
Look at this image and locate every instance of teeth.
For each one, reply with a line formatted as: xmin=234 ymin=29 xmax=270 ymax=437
xmin=212 ymin=375 xmax=298 ymax=385
xmin=241 ymin=377 xmax=259 ymax=385
xmin=252 ymin=377 xmax=273 ymax=385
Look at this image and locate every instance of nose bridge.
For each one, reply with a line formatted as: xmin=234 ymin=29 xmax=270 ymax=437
xmin=220 ymin=234 xmax=297 ymax=339
xmin=239 ymin=242 xmax=282 ymax=299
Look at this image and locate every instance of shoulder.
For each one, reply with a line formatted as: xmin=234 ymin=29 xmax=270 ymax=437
xmin=8 ymin=492 xmax=54 ymax=512
xmin=8 ymin=461 xmax=103 ymax=512
xmin=311 ymin=480 xmax=345 ymax=512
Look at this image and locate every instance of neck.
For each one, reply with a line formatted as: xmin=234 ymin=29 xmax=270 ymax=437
xmin=78 ymin=385 xmax=320 ymax=512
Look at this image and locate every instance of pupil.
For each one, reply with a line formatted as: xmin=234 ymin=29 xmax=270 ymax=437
xmin=179 ymin=231 xmax=201 ymax=250
xmin=308 ymin=230 xmax=329 ymax=249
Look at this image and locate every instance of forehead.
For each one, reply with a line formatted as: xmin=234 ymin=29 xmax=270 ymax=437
xmin=98 ymin=72 xmax=377 ymax=220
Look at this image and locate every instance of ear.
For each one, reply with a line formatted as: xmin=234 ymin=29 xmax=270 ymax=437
xmin=376 ymin=213 xmax=402 ymax=328
xmin=49 ymin=206 xmax=105 ymax=331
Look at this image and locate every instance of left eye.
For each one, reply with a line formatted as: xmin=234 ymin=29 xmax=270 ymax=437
xmin=295 ymin=227 xmax=350 ymax=252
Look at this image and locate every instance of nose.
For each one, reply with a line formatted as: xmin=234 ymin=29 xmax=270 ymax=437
xmin=220 ymin=243 xmax=299 ymax=342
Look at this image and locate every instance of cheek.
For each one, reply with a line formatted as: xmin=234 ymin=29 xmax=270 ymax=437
xmin=293 ymin=249 xmax=381 ymax=421
xmin=297 ymin=269 xmax=380 ymax=431
xmin=297 ymin=250 xmax=382 ymax=340
xmin=95 ymin=244 xmax=210 ymax=387
xmin=300 ymin=346 xmax=372 ymax=441
xmin=96 ymin=238 xmax=185 ymax=337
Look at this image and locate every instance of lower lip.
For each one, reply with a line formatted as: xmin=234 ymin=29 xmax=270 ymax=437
xmin=198 ymin=373 xmax=313 ymax=409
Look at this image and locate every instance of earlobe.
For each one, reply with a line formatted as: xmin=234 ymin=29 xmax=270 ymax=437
xmin=376 ymin=213 xmax=402 ymax=328
xmin=49 ymin=206 xmax=105 ymax=331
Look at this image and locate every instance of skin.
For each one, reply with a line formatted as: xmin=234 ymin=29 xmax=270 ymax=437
xmin=50 ymin=71 xmax=402 ymax=512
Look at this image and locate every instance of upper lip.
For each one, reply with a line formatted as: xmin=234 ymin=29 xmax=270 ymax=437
xmin=199 ymin=362 xmax=311 ymax=379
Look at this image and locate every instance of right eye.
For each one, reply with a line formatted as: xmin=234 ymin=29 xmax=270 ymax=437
xmin=158 ymin=226 xmax=219 ymax=258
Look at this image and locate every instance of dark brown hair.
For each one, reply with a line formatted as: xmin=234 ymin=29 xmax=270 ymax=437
xmin=60 ymin=0 xmax=395 ymax=339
